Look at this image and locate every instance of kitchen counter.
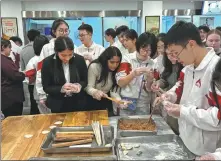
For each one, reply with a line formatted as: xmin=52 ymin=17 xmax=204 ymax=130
xmin=1 ymin=110 xmax=110 ymax=160
xmin=1 ymin=111 xmax=174 ymax=160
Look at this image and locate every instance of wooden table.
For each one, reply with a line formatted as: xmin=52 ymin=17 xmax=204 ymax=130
xmin=1 ymin=110 xmax=110 ymax=160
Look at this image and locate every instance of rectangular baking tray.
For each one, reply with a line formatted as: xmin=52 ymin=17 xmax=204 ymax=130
xmin=117 ymin=117 xmax=157 ymax=137
xmin=115 ymin=134 xmax=195 ymax=160
xmin=41 ymin=126 xmax=114 ymax=154
xmin=29 ymin=156 xmax=117 ymax=161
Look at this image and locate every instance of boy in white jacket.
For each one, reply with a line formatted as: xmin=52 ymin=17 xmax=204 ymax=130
xmin=155 ymin=21 xmax=221 ymax=156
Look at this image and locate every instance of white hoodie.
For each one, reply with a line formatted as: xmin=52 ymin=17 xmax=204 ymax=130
xmin=169 ymin=48 xmax=221 ymax=155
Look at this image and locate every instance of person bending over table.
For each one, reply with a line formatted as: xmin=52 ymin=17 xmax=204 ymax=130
xmin=85 ymin=46 xmax=124 ymax=116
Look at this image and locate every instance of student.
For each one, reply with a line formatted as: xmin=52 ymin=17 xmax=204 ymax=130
xmin=9 ymin=36 xmax=23 ymax=47
xmin=20 ymin=29 xmax=40 ymax=71
xmin=75 ymin=24 xmax=105 ymax=66
xmin=197 ymin=59 xmax=221 ymax=160
xmin=41 ymin=37 xmax=87 ymax=113
xmin=153 ymin=33 xmax=166 ymax=75
xmin=151 ymin=48 xmax=183 ymax=134
xmin=157 ymin=21 xmax=221 ymax=155
xmin=123 ymin=29 xmax=138 ymax=54
xmin=85 ymin=46 xmax=122 ymax=116
xmin=25 ymin=35 xmax=50 ymax=114
xmin=113 ymin=25 xmax=129 ymax=56
xmin=36 ymin=19 xmax=70 ymax=108
xmin=206 ymin=29 xmax=221 ymax=56
xmin=198 ymin=25 xmax=210 ymax=45
xmin=105 ymin=28 xmax=116 ymax=46
xmin=21 ymin=29 xmax=40 ymax=115
xmin=116 ymin=32 xmax=156 ymax=116
xmin=9 ymin=36 xmax=23 ymax=68
xmin=1 ymin=39 xmax=25 ymax=117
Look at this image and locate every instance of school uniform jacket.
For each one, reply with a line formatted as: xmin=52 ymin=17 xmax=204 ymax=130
xmin=168 ymin=48 xmax=221 ymax=155
xmin=41 ymin=53 xmax=88 ymax=111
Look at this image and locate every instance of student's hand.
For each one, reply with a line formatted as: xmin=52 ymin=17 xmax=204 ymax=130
xmin=70 ymin=83 xmax=82 ymax=93
xmin=145 ymin=68 xmax=154 ymax=79
xmin=151 ymin=81 xmax=160 ymax=92
xmin=92 ymin=90 xmax=107 ymax=101
xmin=196 ymin=153 xmax=216 ymax=160
xmin=61 ymin=83 xmax=73 ymax=93
xmin=163 ymin=102 xmax=181 ymax=118
xmin=132 ymin=67 xmax=148 ymax=77
xmin=84 ymin=53 xmax=92 ymax=61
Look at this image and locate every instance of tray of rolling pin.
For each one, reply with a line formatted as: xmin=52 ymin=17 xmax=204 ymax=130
xmin=41 ymin=124 xmax=114 ymax=154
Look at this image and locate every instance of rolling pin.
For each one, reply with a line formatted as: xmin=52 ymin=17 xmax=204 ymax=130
xmin=54 ymin=135 xmax=94 ymax=142
xmin=52 ymin=138 xmax=93 ymax=148
xmin=56 ymin=131 xmax=94 ymax=136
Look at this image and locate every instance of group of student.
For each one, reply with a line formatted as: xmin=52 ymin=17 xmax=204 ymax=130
xmin=1 ymin=18 xmax=221 ymax=159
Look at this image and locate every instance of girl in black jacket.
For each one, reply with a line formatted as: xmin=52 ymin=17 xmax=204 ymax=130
xmin=41 ymin=37 xmax=88 ymax=113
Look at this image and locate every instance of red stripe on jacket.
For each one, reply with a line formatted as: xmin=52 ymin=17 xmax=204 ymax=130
xmin=175 ymin=71 xmax=184 ymax=103
xmin=118 ymin=62 xmax=132 ymax=75
xmin=25 ymin=69 xmax=36 ymax=84
xmin=206 ymin=91 xmax=221 ymax=120
xmin=37 ymin=61 xmax=43 ymax=71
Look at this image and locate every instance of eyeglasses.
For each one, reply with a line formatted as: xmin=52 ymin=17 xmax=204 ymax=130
xmin=58 ymin=29 xmax=70 ymax=34
xmin=77 ymin=34 xmax=89 ymax=39
xmin=167 ymin=42 xmax=189 ymax=59
xmin=140 ymin=47 xmax=152 ymax=53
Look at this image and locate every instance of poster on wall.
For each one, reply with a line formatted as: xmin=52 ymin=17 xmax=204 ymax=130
xmin=1 ymin=18 xmax=18 ymax=38
xmin=145 ymin=16 xmax=160 ymax=36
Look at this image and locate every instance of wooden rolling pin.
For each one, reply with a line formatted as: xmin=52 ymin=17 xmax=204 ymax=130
xmin=52 ymin=138 xmax=93 ymax=148
xmin=56 ymin=131 xmax=94 ymax=136
xmin=54 ymin=135 xmax=94 ymax=142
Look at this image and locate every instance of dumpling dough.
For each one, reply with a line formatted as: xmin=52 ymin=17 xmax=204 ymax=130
xmin=24 ymin=134 xmax=33 ymax=138
xmin=49 ymin=125 xmax=56 ymax=129
xmin=42 ymin=130 xmax=50 ymax=134
xmin=54 ymin=121 xmax=63 ymax=125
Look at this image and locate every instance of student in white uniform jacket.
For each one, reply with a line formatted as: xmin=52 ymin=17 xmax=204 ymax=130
xmin=155 ymin=21 xmax=221 ymax=156
xmin=116 ymin=32 xmax=157 ymax=115
xmin=113 ymin=25 xmax=129 ymax=57
xmin=196 ymin=59 xmax=221 ymax=160
xmin=75 ymin=24 xmax=104 ymax=66
xmin=36 ymin=19 xmax=70 ymax=107
xmin=25 ymin=35 xmax=50 ymax=114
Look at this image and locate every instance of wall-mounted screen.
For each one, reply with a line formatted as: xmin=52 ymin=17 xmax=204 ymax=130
xmin=202 ymin=1 xmax=221 ymax=15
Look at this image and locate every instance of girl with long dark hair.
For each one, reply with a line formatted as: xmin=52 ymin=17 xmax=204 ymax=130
xmin=85 ymin=46 xmax=122 ymax=116
xmin=151 ymin=47 xmax=183 ymax=134
xmin=41 ymin=37 xmax=87 ymax=113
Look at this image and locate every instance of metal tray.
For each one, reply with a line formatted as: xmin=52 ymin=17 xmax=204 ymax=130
xmin=117 ymin=117 xmax=157 ymax=137
xmin=29 ymin=155 xmax=117 ymax=161
xmin=115 ymin=134 xmax=195 ymax=160
xmin=41 ymin=126 xmax=114 ymax=154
